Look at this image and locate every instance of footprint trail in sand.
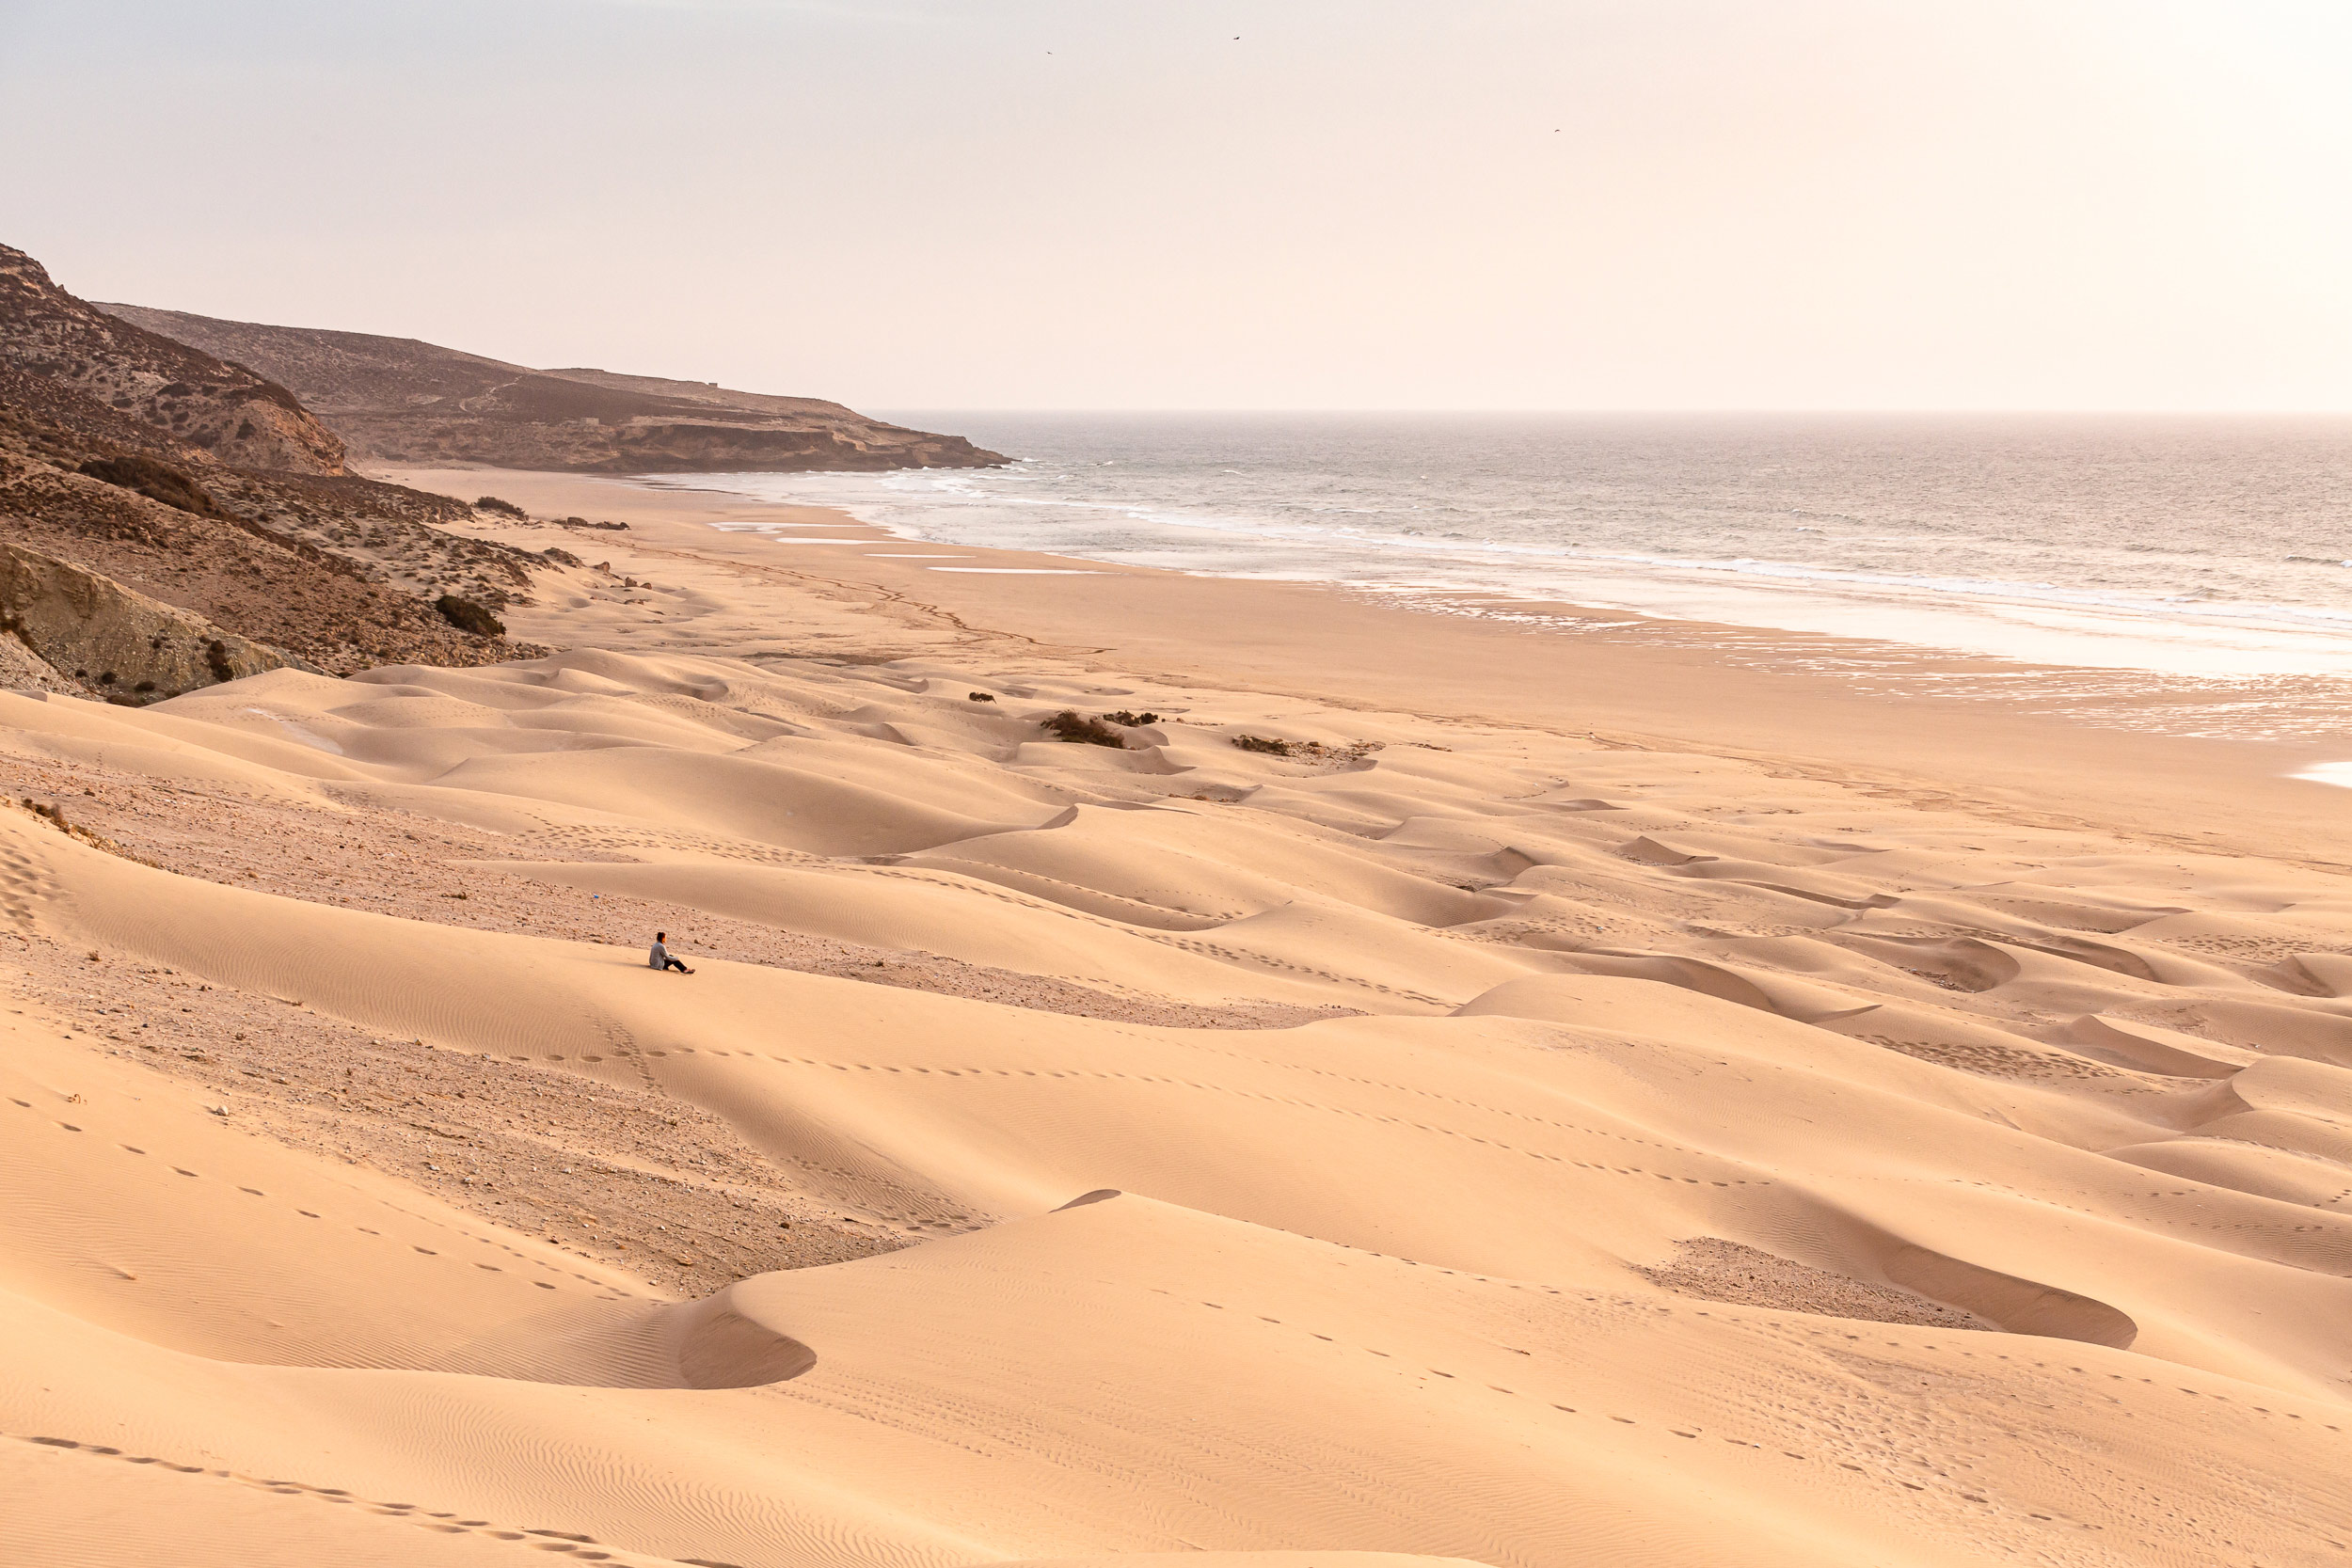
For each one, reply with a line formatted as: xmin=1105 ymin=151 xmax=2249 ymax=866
xmin=2 ymin=644 xmax=2349 ymax=1568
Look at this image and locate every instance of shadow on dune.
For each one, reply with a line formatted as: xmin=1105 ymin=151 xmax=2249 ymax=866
xmin=430 ymin=1281 xmax=816 ymax=1389
xmin=1708 ymin=1203 xmax=2142 ymax=1349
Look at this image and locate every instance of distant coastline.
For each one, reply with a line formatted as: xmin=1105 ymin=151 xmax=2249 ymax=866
xmin=99 ymin=301 xmax=1008 ymax=476
xmin=644 ymin=410 xmax=2352 ymax=682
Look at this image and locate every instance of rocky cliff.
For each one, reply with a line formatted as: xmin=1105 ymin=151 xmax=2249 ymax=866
xmin=0 ymin=245 xmax=345 ymax=474
xmin=0 ymin=368 xmax=550 ymax=680
xmin=0 ymin=239 xmax=556 ymax=694
xmin=0 ymin=540 xmax=290 ymax=699
xmin=98 ymin=306 xmax=1009 ymax=474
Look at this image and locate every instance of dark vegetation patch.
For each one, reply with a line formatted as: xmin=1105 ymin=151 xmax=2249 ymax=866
xmin=1041 ymin=710 xmax=1126 ymax=747
xmin=1232 ymin=733 xmax=1383 ymax=764
xmin=967 ymin=691 xmax=995 ymax=703
xmin=435 ymin=594 xmax=506 ymax=636
xmin=75 ymin=453 xmax=222 ymax=517
xmin=1102 ymin=709 xmax=1159 ymax=726
xmin=473 ymin=495 xmax=526 ymax=517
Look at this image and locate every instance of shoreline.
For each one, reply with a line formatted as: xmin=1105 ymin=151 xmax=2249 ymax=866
xmin=651 ymin=449 xmax=2352 ymax=682
xmin=554 ymin=468 xmax=2352 ymax=709
xmin=387 ymin=464 xmax=2352 ymax=867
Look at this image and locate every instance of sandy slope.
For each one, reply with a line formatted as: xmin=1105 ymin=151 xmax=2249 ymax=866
xmin=5 ymin=482 xmax=2352 ymax=1566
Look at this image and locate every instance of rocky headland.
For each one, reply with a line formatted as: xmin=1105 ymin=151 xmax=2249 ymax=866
xmin=0 ymin=243 xmax=590 ymax=694
xmin=1 ymin=245 xmax=344 ymax=474
xmin=99 ymin=304 xmax=1009 ymax=474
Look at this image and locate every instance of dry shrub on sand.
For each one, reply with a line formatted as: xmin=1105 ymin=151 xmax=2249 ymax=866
xmin=1233 ymin=734 xmax=1383 ymax=764
xmin=1041 ymin=710 xmax=1127 ymax=747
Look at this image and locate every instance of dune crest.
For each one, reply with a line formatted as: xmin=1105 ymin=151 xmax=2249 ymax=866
xmin=4 ymin=490 xmax=2350 ymax=1567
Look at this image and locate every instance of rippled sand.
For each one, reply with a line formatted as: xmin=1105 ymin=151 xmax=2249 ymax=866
xmin=3 ymin=471 xmax=2347 ymax=1568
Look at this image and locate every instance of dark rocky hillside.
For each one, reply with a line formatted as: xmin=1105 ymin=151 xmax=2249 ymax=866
xmin=0 ymin=245 xmax=345 ymax=474
xmin=0 ymin=370 xmax=548 ymax=681
xmin=99 ymin=306 xmax=1009 ymax=474
xmin=0 ymin=242 xmax=559 ymax=693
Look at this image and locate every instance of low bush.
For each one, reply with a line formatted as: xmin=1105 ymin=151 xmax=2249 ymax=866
xmin=435 ymin=594 xmax=506 ymax=636
xmin=474 ymin=496 xmax=526 ymax=517
xmin=1103 ymin=709 xmax=1159 ymax=726
xmin=968 ymin=691 xmax=996 ymax=703
xmin=76 ymin=453 xmax=222 ymax=517
xmin=1232 ymin=734 xmax=1384 ymax=764
xmin=1041 ymin=710 xmax=1126 ymax=747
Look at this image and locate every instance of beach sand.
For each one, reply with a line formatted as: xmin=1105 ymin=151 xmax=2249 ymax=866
xmin=3 ymin=466 xmax=2349 ymax=1567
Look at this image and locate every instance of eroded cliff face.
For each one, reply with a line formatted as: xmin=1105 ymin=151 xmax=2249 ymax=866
xmin=597 ymin=420 xmax=998 ymax=474
xmin=97 ymin=305 xmax=1009 ymax=474
xmin=0 ymin=246 xmax=345 ymax=475
xmin=0 ymin=366 xmax=552 ymax=681
xmin=0 ymin=540 xmax=290 ymax=699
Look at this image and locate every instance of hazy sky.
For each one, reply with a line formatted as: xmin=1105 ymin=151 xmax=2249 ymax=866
xmin=6 ymin=1 xmax=2351 ymax=410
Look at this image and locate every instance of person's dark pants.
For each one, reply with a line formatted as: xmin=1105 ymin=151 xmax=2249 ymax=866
xmin=661 ymin=958 xmax=689 ymax=972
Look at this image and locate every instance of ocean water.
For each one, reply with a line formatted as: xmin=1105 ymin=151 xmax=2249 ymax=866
xmin=651 ymin=413 xmax=2352 ymax=683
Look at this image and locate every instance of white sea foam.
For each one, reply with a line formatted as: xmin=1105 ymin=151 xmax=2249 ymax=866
xmin=640 ymin=412 xmax=2352 ymax=679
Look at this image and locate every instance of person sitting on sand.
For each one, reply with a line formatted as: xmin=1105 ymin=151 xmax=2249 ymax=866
xmin=648 ymin=931 xmax=693 ymax=974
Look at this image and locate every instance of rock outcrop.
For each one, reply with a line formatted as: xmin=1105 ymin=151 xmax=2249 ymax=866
xmin=0 ymin=626 xmax=76 ymax=694
xmin=0 ymin=372 xmax=549 ymax=683
xmin=0 ymin=540 xmax=290 ymax=699
xmin=0 ymin=245 xmax=344 ymax=474
xmin=1 ymin=240 xmax=553 ymax=687
xmin=96 ymin=305 xmax=1009 ymax=474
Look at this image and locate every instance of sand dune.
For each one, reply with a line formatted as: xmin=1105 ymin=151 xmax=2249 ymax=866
xmin=5 ymin=494 xmax=2351 ymax=1566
